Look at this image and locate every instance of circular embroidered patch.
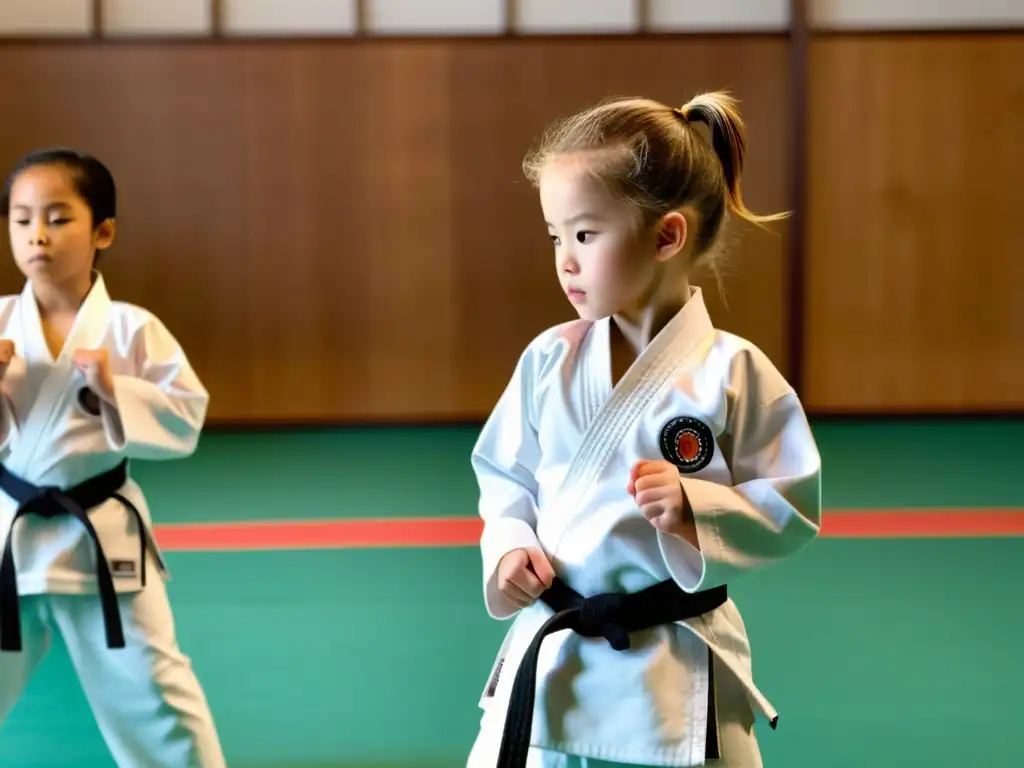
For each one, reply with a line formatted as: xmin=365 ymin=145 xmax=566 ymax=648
xmin=659 ymin=416 xmax=714 ymax=473
xmin=77 ymin=387 xmax=102 ymax=417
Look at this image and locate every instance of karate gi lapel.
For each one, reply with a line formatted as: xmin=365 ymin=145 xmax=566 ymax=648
xmin=543 ymin=287 xmax=716 ymax=556
xmin=12 ymin=272 xmax=112 ymax=475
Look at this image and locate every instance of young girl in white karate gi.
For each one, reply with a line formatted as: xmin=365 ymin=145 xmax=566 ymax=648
xmin=0 ymin=148 xmax=226 ymax=767
xmin=468 ymin=94 xmax=823 ymax=767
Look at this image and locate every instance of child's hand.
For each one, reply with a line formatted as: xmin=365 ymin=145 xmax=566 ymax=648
xmin=73 ymin=348 xmax=114 ymax=404
xmin=0 ymin=340 xmax=14 ymax=379
xmin=628 ymin=459 xmax=696 ymax=544
xmin=497 ymin=547 xmax=555 ymax=609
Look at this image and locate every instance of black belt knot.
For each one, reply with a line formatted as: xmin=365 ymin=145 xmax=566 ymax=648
xmin=569 ymin=591 xmax=630 ymax=650
xmin=495 ymin=576 xmax=729 ymax=768
xmin=0 ymin=460 xmax=152 ymax=654
xmin=22 ymin=486 xmax=74 ymax=520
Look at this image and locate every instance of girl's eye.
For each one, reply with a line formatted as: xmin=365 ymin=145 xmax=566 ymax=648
xmin=14 ymin=221 xmax=28 ymax=226
xmin=576 ymin=231 xmax=596 ymax=244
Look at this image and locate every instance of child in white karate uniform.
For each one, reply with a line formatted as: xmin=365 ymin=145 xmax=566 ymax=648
xmin=0 ymin=148 xmax=226 ymax=767
xmin=468 ymin=94 xmax=822 ymax=767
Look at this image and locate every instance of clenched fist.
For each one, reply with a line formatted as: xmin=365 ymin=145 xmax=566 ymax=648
xmin=628 ymin=459 xmax=699 ymax=547
xmin=496 ymin=547 xmax=555 ymax=609
xmin=73 ymin=347 xmax=114 ymax=404
xmin=0 ymin=340 xmax=14 ymax=379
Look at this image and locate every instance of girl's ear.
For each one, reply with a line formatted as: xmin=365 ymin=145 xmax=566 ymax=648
xmin=94 ymin=218 xmax=116 ymax=251
xmin=654 ymin=210 xmax=687 ymax=263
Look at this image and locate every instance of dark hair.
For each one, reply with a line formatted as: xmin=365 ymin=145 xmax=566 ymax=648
xmin=1 ymin=147 xmax=117 ymax=228
xmin=522 ymin=92 xmax=787 ymax=276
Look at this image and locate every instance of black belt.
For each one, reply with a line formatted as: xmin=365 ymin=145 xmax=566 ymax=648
xmin=0 ymin=460 xmax=152 ymax=653
xmin=496 ymin=576 xmax=729 ymax=768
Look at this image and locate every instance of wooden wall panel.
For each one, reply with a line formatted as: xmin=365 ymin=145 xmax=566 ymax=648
xmin=0 ymin=38 xmax=789 ymax=423
xmin=804 ymin=34 xmax=1024 ymax=412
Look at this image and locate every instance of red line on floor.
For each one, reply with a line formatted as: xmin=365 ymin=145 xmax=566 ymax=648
xmin=821 ymin=509 xmax=1024 ymax=539
xmin=152 ymin=509 xmax=1024 ymax=552
xmin=153 ymin=517 xmax=482 ymax=552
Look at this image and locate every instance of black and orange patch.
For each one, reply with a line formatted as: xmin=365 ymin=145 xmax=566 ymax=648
xmin=659 ymin=416 xmax=714 ymax=473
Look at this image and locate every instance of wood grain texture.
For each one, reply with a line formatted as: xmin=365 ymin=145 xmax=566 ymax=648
xmin=0 ymin=38 xmax=789 ymax=422
xmin=805 ymin=34 xmax=1024 ymax=412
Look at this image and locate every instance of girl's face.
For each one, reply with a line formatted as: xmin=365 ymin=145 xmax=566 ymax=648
xmin=538 ymin=153 xmax=685 ymax=322
xmin=7 ymin=164 xmax=114 ymax=287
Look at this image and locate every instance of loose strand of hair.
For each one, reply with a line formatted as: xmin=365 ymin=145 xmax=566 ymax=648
xmin=680 ymin=92 xmax=789 ymax=228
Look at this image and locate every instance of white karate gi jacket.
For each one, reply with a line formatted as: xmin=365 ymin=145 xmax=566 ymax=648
xmin=0 ymin=273 xmax=207 ymax=596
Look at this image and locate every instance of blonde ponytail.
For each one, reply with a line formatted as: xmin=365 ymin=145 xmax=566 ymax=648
xmin=679 ymin=91 xmax=789 ymax=227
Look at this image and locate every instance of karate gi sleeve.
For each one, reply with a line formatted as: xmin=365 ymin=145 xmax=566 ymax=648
xmin=658 ymin=354 xmax=822 ymax=593
xmin=0 ymin=303 xmax=20 ymax=458
xmin=101 ymin=315 xmax=209 ymax=460
xmin=471 ymin=347 xmax=546 ymax=620
xmin=0 ymin=394 xmax=18 ymax=459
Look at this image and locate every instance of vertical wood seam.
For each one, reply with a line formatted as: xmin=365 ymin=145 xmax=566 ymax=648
xmin=786 ymin=0 xmax=810 ymax=397
xmin=354 ymin=0 xmax=367 ymax=36
xmin=91 ymin=0 xmax=103 ymax=38
xmin=209 ymin=0 xmax=222 ymax=37
xmin=636 ymin=0 xmax=649 ymax=33
xmin=504 ymin=0 xmax=517 ymax=35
